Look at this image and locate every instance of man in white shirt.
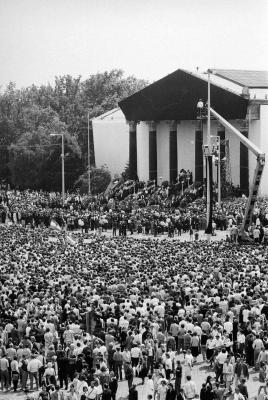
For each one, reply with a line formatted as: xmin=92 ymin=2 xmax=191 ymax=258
xmin=27 ymin=354 xmax=42 ymax=390
xmin=183 ymin=375 xmax=197 ymax=399
xmin=223 ymin=318 xmax=233 ymax=336
xmin=130 ymin=345 xmax=141 ymax=367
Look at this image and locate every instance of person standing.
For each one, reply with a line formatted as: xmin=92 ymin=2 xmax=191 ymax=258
xmin=253 ymin=335 xmax=264 ymax=370
xmin=145 ymin=374 xmax=154 ymax=399
xmin=129 ymin=384 xmax=138 ymax=400
xmin=158 ymin=380 xmax=168 ymax=400
xmin=0 ymin=354 xmax=9 ymax=391
xmin=125 ymin=361 xmax=134 ymax=390
xmin=175 ymin=360 xmax=182 ymax=395
xmin=234 ymin=356 xmax=249 ymax=386
xmin=50 ymin=385 xmax=65 ymax=400
xmin=109 ymin=371 xmax=118 ymax=400
xmin=102 ymin=383 xmax=112 ymax=400
xmin=113 ymin=347 xmax=123 ymax=381
xmin=27 ymin=354 xmax=42 ymax=391
xmin=57 ymin=344 xmax=69 ymax=390
xmin=222 ymin=357 xmax=234 ymax=389
xmin=166 ymin=383 xmax=176 ymax=400
xmin=183 ymin=375 xmax=197 ymax=400
xmin=10 ymin=356 xmax=20 ymax=392
xmin=19 ymin=354 xmax=28 ymax=390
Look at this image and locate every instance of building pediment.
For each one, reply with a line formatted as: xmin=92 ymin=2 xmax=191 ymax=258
xmin=119 ymin=69 xmax=248 ymax=122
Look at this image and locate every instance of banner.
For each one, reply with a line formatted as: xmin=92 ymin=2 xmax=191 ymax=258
xmin=50 ymin=219 xmax=61 ymax=231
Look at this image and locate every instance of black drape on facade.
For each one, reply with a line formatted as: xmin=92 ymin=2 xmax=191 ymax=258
xmin=129 ymin=125 xmax=137 ymax=180
xmin=149 ymin=130 xmax=157 ymax=181
xmin=169 ymin=130 xmax=177 ymax=183
xmin=195 ymin=130 xmax=203 ymax=183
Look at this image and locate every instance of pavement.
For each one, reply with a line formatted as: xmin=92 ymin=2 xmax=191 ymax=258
xmin=80 ymin=228 xmax=227 ymax=242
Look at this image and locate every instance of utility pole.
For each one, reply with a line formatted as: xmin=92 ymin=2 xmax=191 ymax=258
xmin=205 ymin=69 xmax=213 ymax=236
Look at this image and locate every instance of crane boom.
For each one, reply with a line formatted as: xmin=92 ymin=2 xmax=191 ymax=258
xmin=210 ymin=108 xmax=262 ymax=156
xmin=209 ymin=107 xmax=265 ymax=239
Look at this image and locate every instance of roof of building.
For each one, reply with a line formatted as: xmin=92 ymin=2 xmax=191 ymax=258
xmin=119 ymin=69 xmax=248 ymax=122
xmin=92 ymin=108 xmax=125 ymax=122
xmin=210 ymin=69 xmax=268 ymax=88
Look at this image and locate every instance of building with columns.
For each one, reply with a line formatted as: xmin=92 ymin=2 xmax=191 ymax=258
xmin=119 ymin=69 xmax=268 ymax=195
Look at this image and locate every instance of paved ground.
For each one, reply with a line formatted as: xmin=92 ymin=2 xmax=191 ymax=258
xmin=85 ymin=228 xmax=227 ymax=242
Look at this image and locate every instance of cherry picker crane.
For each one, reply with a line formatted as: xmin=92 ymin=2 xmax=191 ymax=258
xmin=210 ymin=107 xmax=265 ymax=240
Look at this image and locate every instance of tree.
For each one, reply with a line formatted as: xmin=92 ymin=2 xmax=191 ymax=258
xmin=75 ymin=166 xmax=111 ymax=195
xmin=0 ymin=70 xmax=148 ymax=188
xmin=8 ymin=106 xmax=82 ymax=190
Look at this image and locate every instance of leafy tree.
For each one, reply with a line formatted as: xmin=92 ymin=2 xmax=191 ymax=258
xmin=75 ymin=166 xmax=111 ymax=195
xmin=8 ymin=106 xmax=82 ymax=190
xmin=0 ymin=70 xmax=148 ymax=189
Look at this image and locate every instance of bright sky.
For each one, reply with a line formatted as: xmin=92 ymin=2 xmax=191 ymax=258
xmin=0 ymin=0 xmax=267 ymax=89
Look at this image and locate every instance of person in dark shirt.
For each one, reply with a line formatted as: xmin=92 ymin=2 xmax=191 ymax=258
xmin=166 ymin=383 xmax=176 ymax=400
xmin=200 ymin=383 xmax=207 ymax=400
xmin=109 ymin=371 xmax=118 ymax=400
xmin=102 ymin=384 xmax=112 ymax=400
xmin=129 ymin=385 xmax=138 ymax=400
xmin=238 ymin=378 xmax=248 ymax=399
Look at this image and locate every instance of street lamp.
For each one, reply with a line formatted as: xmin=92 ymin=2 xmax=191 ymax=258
xmin=50 ymin=133 xmax=65 ymax=205
xmin=87 ymin=111 xmax=91 ymax=195
xmin=197 ymin=69 xmax=213 ymax=237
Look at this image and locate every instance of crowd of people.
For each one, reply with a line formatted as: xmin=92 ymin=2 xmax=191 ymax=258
xmin=0 ymin=180 xmax=268 ymax=242
xmin=0 ymin=177 xmax=268 ymax=400
xmin=0 ymin=218 xmax=267 ymax=400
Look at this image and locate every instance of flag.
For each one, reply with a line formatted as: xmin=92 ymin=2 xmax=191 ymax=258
xmin=66 ymin=234 xmax=77 ymax=246
xmin=48 ymin=237 xmax=58 ymax=243
xmin=50 ymin=219 xmax=62 ymax=231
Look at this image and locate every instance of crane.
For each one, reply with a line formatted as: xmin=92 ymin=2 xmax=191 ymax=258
xmin=210 ymin=107 xmax=265 ymax=240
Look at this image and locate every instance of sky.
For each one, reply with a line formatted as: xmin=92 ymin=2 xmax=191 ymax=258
xmin=0 ymin=0 xmax=267 ymax=89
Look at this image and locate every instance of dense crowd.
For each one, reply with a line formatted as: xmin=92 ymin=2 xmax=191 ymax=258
xmin=1 ymin=180 xmax=268 ymax=242
xmin=0 ymin=220 xmax=268 ymax=400
xmin=0 ymin=177 xmax=268 ymax=400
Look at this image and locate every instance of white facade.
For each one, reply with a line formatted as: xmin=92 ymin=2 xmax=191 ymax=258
xmin=134 ymin=104 xmax=268 ymax=193
xmin=93 ymin=73 xmax=268 ymax=194
xmin=92 ymin=108 xmax=128 ymax=178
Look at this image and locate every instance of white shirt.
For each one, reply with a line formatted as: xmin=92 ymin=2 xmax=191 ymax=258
xmin=183 ymin=380 xmax=197 ymax=398
xmin=27 ymin=358 xmax=42 ymax=373
xmin=131 ymin=347 xmax=141 ymax=358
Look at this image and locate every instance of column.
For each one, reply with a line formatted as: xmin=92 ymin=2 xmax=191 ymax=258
xmin=240 ymin=127 xmax=249 ymax=195
xmin=169 ymin=121 xmax=178 ymax=184
xmin=217 ymin=126 xmax=225 ymax=184
xmin=148 ymin=121 xmax=157 ymax=182
xmin=128 ymin=121 xmax=137 ymax=180
xmin=195 ymin=124 xmax=203 ymax=183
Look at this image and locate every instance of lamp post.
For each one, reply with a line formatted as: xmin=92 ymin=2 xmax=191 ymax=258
xmin=196 ymin=69 xmax=213 ymax=237
xmin=50 ymin=133 xmax=65 ymax=205
xmin=87 ymin=111 xmax=91 ymax=195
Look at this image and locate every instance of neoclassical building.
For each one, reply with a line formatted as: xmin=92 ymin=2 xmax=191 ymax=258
xmin=119 ymin=69 xmax=268 ymax=195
